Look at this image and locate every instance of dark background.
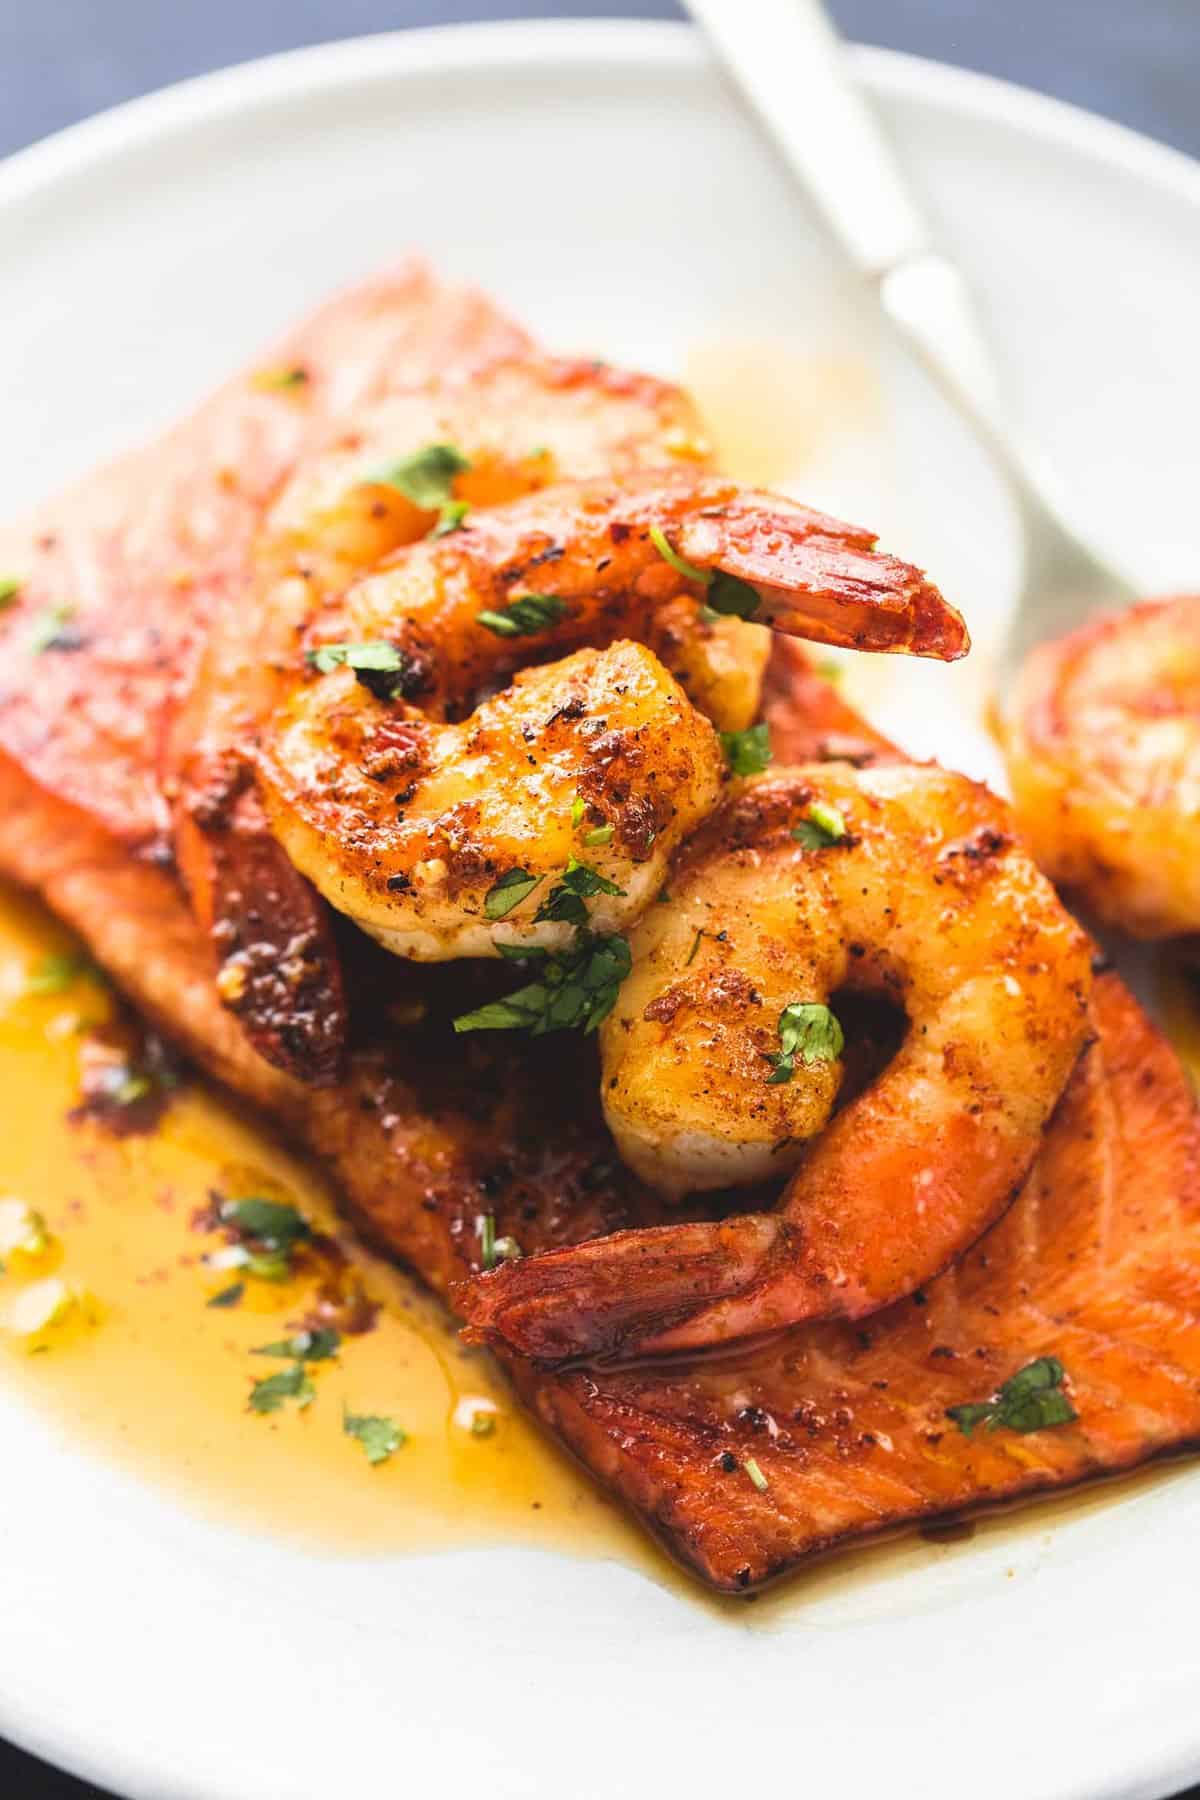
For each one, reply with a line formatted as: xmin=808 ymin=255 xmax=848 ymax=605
xmin=2 ymin=3 xmax=1198 ymax=1797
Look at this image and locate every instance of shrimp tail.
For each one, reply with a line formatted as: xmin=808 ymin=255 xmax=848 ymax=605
xmin=458 ymin=1214 xmax=796 ymax=1362
xmin=679 ymin=496 xmax=969 ymax=661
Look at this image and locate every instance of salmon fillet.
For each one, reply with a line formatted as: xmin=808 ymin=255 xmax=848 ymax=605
xmin=1 ymin=278 xmax=1197 ymax=1592
xmin=0 ymin=263 xmax=530 ymax=850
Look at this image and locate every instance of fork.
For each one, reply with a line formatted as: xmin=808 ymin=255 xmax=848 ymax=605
xmin=680 ymin=0 xmax=1139 ymax=683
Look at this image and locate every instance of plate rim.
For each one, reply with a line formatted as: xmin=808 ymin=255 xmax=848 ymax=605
xmin=2 ymin=19 xmax=1199 ymax=1800
xmin=2 ymin=18 xmax=1199 ymax=216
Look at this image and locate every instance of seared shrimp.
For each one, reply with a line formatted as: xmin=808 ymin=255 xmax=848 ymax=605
xmin=171 ymin=354 xmax=765 ymax=1077
xmin=262 ymin=639 xmax=724 ymax=958
xmin=257 ymin=472 xmax=966 ymax=960
xmin=459 ymin=763 xmax=1093 ymax=1361
xmin=1005 ymin=595 xmax=1200 ymax=938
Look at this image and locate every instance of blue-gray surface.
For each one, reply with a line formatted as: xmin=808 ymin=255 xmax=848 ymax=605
xmin=2 ymin=0 xmax=1199 ymax=159
xmin=1 ymin=5 xmax=1197 ymax=1799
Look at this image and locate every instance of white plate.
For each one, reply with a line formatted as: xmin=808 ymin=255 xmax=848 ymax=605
xmin=3 ymin=22 xmax=1200 ymax=1800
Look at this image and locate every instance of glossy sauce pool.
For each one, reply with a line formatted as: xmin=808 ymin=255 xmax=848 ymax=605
xmin=0 ymin=883 xmax=656 ymax=1573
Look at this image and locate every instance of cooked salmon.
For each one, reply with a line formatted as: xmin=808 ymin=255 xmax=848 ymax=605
xmin=0 ymin=275 xmax=1197 ymax=1591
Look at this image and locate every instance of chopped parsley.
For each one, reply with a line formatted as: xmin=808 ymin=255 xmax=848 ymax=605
xmin=343 ymin=1409 xmax=407 ymax=1465
xmin=26 ymin=950 xmax=94 ymax=995
xmin=476 ymin=594 xmax=569 ymax=638
xmin=686 ymin=928 xmax=705 ymax=967
xmin=28 ymin=603 xmax=80 ymax=654
xmin=477 ymin=1213 xmax=522 ymax=1272
xmin=702 ymin=571 xmax=762 ymax=621
xmin=744 ymin=1457 xmax=769 ymax=1492
xmin=220 ymin=1197 xmax=311 ymax=1249
xmin=252 ymin=1328 xmax=340 ymax=1362
xmin=484 ymin=868 xmax=543 ymax=920
xmin=0 ymin=577 xmax=22 ymax=609
xmin=306 ymin=639 xmax=413 ymax=702
xmin=570 ymin=794 xmax=586 ymax=828
xmin=248 ymin=1362 xmax=315 ymax=1415
xmin=583 ymin=823 xmax=614 ymax=846
xmin=252 ymin=365 xmax=308 ymax=391
xmin=431 ymin=498 xmax=471 ymax=537
xmin=791 ymin=800 xmax=847 ymax=849
xmin=220 ymin=1248 xmax=293 ymax=1283
xmin=648 ymin=524 xmax=709 ymax=586
xmin=453 ymin=932 xmax=631 ymax=1038
xmin=946 ymin=1356 xmax=1078 ymax=1438
xmin=648 ymin=524 xmax=761 ymax=620
xmin=766 ymin=1002 xmax=844 ymax=1084
xmin=216 ymin=1196 xmax=312 ymax=1283
xmin=206 ymin=1282 xmax=245 ymax=1310
xmin=719 ymin=722 xmax=772 ymax=776
xmin=367 ymin=442 xmax=470 ymax=510
xmin=534 ymin=857 xmax=625 ymax=928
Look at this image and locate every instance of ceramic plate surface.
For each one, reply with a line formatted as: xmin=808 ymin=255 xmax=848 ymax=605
xmin=2 ymin=22 xmax=1199 ymax=1800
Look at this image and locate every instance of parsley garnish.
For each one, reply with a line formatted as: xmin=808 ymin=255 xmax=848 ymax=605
xmin=946 ymin=1357 xmax=1078 ymax=1438
xmin=431 ymin=499 xmax=470 ymax=537
xmin=584 ymin=824 xmax=614 ymax=846
xmin=0 ymin=577 xmax=22 ymax=609
xmin=28 ymin=603 xmax=79 ymax=654
xmin=306 ymin=639 xmax=412 ymax=702
xmin=648 ymin=524 xmax=709 ymax=585
xmin=702 ymin=572 xmax=762 ymax=621
xmin=343 ymin=1410 xmax=407 ymax=1465
xmin=570 ymin=794 xmax=586 ymax=828
xmin=476 ymin=594 xmax=569 ymax=638
xmin=248 ymin=1362 xmax=315 ymax=1415
xmin=220 ymin=1197 xmax=311 ymax=1249
xmin=744 ymin=1457 xmax=769 ymax=1492
xmin=252 ymin=1328 xmax=340 ymax=1363
xmin=791 ymin=800 xmax=847 ymax=849
xmin=534 ymin=858 xmax=625 ymax=928
xmin=26 ymin=950 xmax=94 ymax=995
xmin=477 ymin=1213 xmax=522 ymax=1272
xmin=368 ymin=443 xmax=470 ymax=509
xmin=648 ymin=524 xmax=761 ymax=620
xmin=484 ymin=868 xmax=543 ymax=920
xmin=207 ymin=1282 xmax=244 ymax=1310
xmin=719 ymin=722 xmax=772 ymax=776
xmin=453 ymin=932 xmax=631 ymax=1037
xmin=766 ymin=1002 xmax=844 ymax=1084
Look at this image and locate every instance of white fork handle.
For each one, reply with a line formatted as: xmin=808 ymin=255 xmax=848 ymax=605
xmin=681 ymin=0 xmax=1007 ymax=426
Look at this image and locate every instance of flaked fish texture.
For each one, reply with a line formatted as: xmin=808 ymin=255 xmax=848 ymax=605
xmin=0 ymin=273 xmax=1197 ymax=1591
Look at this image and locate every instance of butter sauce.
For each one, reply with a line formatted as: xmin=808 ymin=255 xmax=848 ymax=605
xmin=0 ymin=882 xmax=652 ymax=1571
xmin=0 ymin=876 xmax=1191 ymax=1615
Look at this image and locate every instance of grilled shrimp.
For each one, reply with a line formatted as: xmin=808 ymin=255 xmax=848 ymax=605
xmin=172 ymin=355 xmax=766 ymax=1078
xmin=1004 ymin=595 xmax=1200 ymax=938
xmin=459 ymin=762 xmax=1093 ymax=1361
xmin=256 ymin=472 xmax=967 ymax=960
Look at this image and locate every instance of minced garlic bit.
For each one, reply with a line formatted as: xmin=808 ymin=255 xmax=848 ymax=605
xmin=215 ymin=958 xmax=249 ymax=1005
xmin=0 ymin=1198 xmax=52 ymax=1265
xmin=0 ymin=1277 xmax=97 ymax=1348
xmin=453 ymin=1394 xmax=499 ymax=1437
